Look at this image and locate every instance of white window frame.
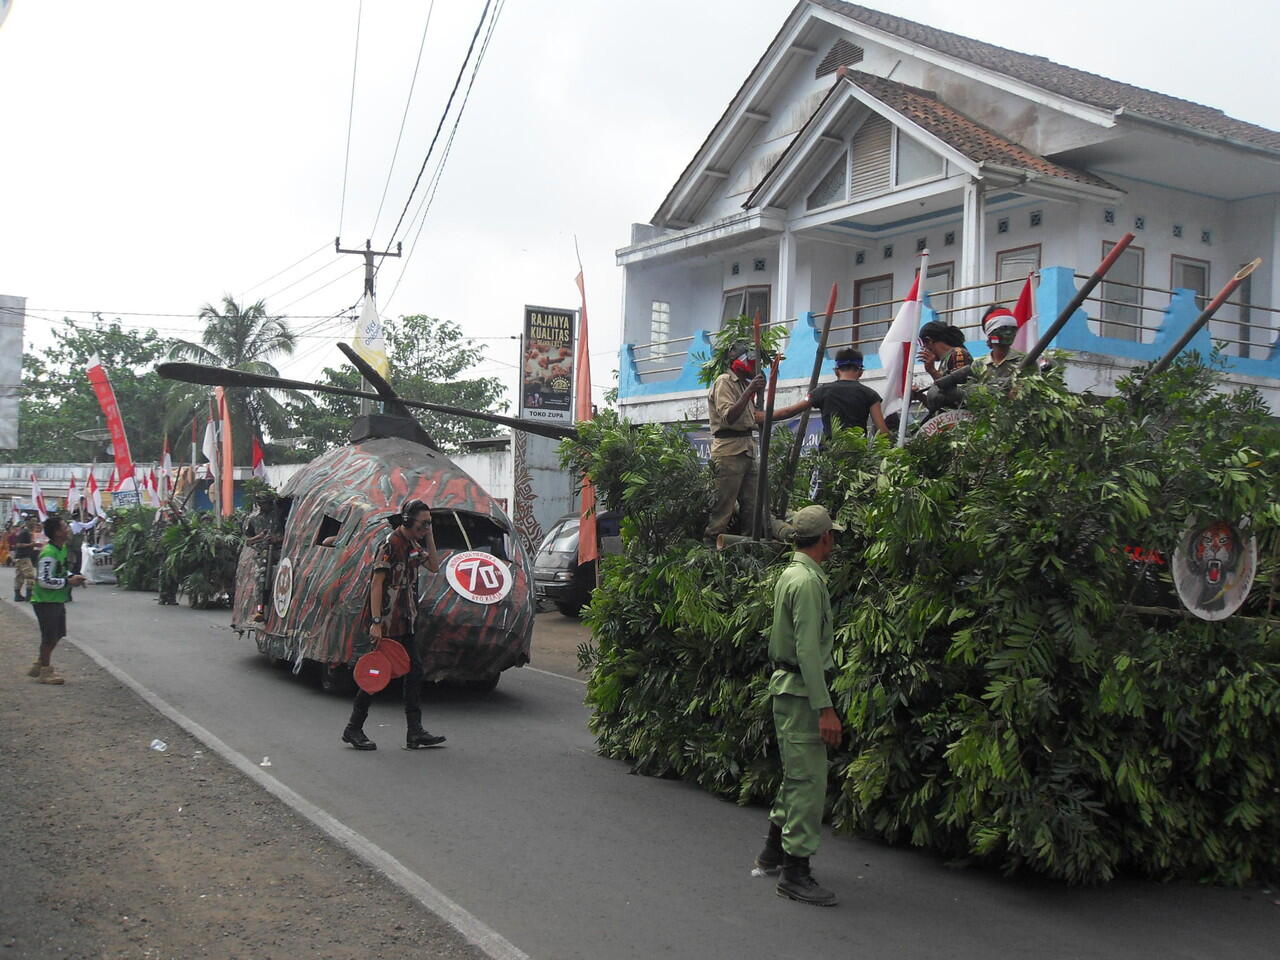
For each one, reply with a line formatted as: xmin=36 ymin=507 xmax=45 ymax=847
xmin=892 ymin=128 xmax=947 ymax=189
xmin=650 ymin=300 xmax=671 ymax=346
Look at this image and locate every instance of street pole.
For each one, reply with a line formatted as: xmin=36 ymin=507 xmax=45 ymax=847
xmin=335 ymin=236 xmax=402 ymax=415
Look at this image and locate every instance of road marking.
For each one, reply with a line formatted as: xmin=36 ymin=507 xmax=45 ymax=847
xmin=69 ymin=635 xmax=530 ymax=960
xmin=523 ymin=664 xmax=587 ymax=685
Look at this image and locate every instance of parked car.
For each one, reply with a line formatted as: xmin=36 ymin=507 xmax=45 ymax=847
xmin=533 ymin=511 xmax=620 ymax=617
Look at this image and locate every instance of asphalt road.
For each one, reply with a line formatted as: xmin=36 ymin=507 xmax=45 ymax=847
xmin=22 ymin=586 xmax=1278 ymax=960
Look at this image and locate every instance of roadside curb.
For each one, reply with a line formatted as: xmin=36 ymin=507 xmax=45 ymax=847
xmin=68 ymin=633 xmax=531 ymax=960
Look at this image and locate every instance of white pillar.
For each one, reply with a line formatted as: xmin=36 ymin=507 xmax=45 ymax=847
xmin=776 ymin=229 xmax=796 ymax=327
xmin=961 ymin=179 xmax=986 ymax=321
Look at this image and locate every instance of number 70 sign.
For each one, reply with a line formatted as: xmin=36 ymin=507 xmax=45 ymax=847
xmin=444 ymin=551 xmax=514 ymax=604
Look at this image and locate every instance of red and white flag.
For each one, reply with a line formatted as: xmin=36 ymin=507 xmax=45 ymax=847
xmin=66 ymin=475 xmax=81 ymax=515
xmin=879 ymin=251 xmax=929 ymax=443
xmin=573 ymin=267 xmax=597 ymax=567
xmin=1011 ymin=272 xmax=1038 ymax=354
xmin=160 ymin=437 xmax=173 ymax=501
xmin=30 ymin=473 xmax=48 ymax=522
xmin=86 ymin=472 xmax=103 ymax=517
xmin=251 ymin=435 xmax=267 ymax=481
xmin=107 ymin=466 xmax=119 ymax=493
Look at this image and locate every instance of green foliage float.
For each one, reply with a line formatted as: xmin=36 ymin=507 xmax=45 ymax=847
xmin=569 ymin=360 xmax=1280 ymax=884
xmin=113 ymin=508 xmax=244 ymax=607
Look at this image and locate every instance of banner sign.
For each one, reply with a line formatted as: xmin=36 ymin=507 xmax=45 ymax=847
xmin=86 ymin=357 xmax=136 ymax=485
xmin=445 ymin=550 xmax=514 ymax=605
xmin=520 ymin=305 xmax=575 ymax=424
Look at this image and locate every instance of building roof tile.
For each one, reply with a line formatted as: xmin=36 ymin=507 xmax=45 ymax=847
xmin=816 ymin=1 xmax=1280 ymax=153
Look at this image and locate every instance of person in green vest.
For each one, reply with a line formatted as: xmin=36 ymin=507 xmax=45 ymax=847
xmin=753 ymin=504 xmax=844 ymax=906
xmin=27 ymin=515 xmax=87 ymax=685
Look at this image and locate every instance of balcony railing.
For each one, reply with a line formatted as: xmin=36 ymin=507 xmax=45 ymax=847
xmin=620 ymin=265 xmax=1280 ymax=400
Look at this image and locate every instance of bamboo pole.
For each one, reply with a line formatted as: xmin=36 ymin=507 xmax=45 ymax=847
xmin=753 ymin=355 xmax=781 ymax=541
xmin=776 ymin=283 xmax=838 ymax=519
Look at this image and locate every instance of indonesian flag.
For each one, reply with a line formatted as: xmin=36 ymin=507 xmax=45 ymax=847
xmin=202 ymin=420 xmax=219 ymax=481
xmin=107 ymin=466 xmax=119 ymax=493
xmin=160 ymin=437 xmax=173 ymax=501
xmin=86 ymin=472 xmax=103 ymax=516
xmin=879 ymin=251 xmax=929 ymax=436
xmin=251 ymin=435 xmax=267 ymax=481
xmin=148 ymin=468 xmax=162 ymax=507
xmin=1011 ymin=272 xmax=1038 ymax=354
xmin=30 ymin=473 xmax=48 ymax=522
xmin=66 ymin=475 xmax=81 ymax=515
xmin=574 ymin=269 xmax=597 ymax=567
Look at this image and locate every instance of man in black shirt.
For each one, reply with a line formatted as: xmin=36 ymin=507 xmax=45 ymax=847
xmin=775 ymin=348 xmax=890 ymax=441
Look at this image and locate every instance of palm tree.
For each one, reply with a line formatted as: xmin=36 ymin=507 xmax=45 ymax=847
xmin=166 ymin=296 xmax=300 ymax=463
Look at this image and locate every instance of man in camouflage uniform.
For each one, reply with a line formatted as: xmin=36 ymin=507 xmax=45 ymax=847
xmin=754 ymin=505 xmax=844 ymax=906
xmin=704 ymin=342 xmax=766 ymax=544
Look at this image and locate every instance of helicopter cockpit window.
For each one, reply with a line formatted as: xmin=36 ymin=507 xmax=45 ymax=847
xmin=433 ymin=510 xmax=510 ymax=562
xmin=315 ymin=514 xmax=343 ymax=547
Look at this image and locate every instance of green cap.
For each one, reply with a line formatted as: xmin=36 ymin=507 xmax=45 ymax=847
xmin=790 ymin=504 xmax=844 ymax=539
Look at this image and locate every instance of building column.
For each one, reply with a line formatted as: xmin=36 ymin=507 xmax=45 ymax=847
xmin=776 ymin=229 xmax=796 ymax=326
xmin=960 ymin=179 xmax=986 ymax=321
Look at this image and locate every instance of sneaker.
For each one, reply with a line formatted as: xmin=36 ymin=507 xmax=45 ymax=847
xmin=341 ymin=726 xmax=377 ymax=751
xmin=26 ymin=660 xmax=42 ymax=678
xmin=405 ymin=730 xmax=446 ymax=749
xmin=37 ymin=666 xmax=65 ymax=685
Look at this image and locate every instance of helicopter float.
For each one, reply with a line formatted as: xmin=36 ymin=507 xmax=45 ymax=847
xmin=159 ymin=343 xmax=576 ymax=693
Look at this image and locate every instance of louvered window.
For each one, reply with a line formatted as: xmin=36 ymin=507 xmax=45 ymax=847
xmin=816 ymin=38 xmax=865 ymax=78
xmin=850 ymin=115 xmax=892 ymax=198
xmin=806 ymin=152 xmax=847 ymax=210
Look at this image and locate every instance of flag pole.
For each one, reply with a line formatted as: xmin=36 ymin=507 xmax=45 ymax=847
xmin=896 ymin=250 xmax=928 ymax=447
xmin=776 ymin=282 xmax=838 ymax=519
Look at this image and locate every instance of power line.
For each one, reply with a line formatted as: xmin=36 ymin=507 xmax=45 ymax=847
xmin=237 ymin=241 xmax=331 ymax=301
xmin=384 ymin=0 xmax=505 ymax=310
xmin=278 ymin=264 xmax=365 ymax=312
xmin=259 ymin=256 xmax=346 ymax=304
xmin=369 ymin=0 xmax=437 ymax=239
xmin=383 ymin=0 xmax=494 ymax=251
xmin=336 ymin=0 xmax=364 ymax=238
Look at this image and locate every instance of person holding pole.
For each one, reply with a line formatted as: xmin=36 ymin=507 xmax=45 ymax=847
xmin=753 ymin=504 xmax=844 ymax=906
xmin=704 ymin=343 xmax=766 ymax=545
xmin=774 ymin=348 xmax=890 ymax=442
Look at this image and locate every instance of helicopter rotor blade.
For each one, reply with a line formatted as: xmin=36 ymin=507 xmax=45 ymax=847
xmin=156 ymin=362 xmax=578 ymax=441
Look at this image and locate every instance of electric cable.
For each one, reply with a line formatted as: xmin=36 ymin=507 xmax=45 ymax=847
xmin=238 ymin=241 xmax=332 ymax=301
xmin=383 ymin=0 xmax=505 ymax=310
xmin=383 ymin=0 xmax=493 ymax=251
xmin=259 ymin=256 xmax=347 ymax=305
xmin=369 ymin=0 xmax=437 ymax=239
xmin=337 ymin=0 xmax=365 ymax=238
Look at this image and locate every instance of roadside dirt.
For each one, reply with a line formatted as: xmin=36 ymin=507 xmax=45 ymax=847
xmin=0 ymin=598 xmax=484 ymax=960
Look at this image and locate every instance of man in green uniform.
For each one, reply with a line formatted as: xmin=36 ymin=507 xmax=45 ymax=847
xmin=28 ymin=515 xmax=87 ymax=684
xmin=704 ymin=342 xmax=766 ymax=544
xmin=754 ymin=504 xmax=843 ymax=906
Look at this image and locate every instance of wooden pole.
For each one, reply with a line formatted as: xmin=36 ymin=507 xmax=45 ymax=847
xmin=753 ymin=355 xmax=781 ymax=540
xmin=1140 ymin=258 xmax=1262 ymax=381
xmin=777 ymin=283 xmax=838 ymax=519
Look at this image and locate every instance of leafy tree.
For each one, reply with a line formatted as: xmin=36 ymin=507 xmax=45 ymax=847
xmin=284 ymin=314 xmax=506 ymax=457
xmin=166 ymin=296 xmax=298 ymax=462
xmin=2 ymin=318 xmax=175 ymax=464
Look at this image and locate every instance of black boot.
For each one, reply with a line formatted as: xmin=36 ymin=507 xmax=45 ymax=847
xmin=405 ymin=728 xmax=446 ymax=749
xmin=776 ymin=854 xmax=837 ymax=906
xmin=754 ymin=821 xmax=784 ymax=876
xmin=342 ymin=725 xmax=377 ymax=750
xmin=13 ymin=590 xmax=25 ymax=602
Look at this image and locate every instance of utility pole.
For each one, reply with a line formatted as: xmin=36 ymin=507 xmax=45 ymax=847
xmin=335 ymin=236 xmax=401 ymax=414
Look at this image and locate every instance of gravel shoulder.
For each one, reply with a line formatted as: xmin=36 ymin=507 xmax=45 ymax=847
xmin=0 ymin=596 xmax=485 ymax=960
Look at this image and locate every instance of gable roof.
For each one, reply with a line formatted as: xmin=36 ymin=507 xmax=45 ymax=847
xmin=814 ymin=1 xmax=1280 ymax=154
xmin=847 ymin=72 xmax=1115 ymax=189
xmin=745 ymin=71 xmax=1115 ymax=210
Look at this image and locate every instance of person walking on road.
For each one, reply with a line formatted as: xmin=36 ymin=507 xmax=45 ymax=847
xmin=13 ymin=516 xmax=40 ymax=602
xmin=27 ymin=515 xmax=87 ymax=684
xmin=342 ymin=499 xmax=447 ymax=752
xmin=754 ymin=504 xmax=843 ymax=906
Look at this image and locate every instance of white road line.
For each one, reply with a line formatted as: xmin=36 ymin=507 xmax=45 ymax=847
xmin=69 ymin=635 xmax=531 ymax=960
xmin=522 ymin=664 xmax=587 ymax=685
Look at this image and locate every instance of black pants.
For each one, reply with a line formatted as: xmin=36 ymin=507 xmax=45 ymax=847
xmin=348 ymin=636 xmax=425 ymax=732
xmin=33 ymin=602 xmax=67 ymax=643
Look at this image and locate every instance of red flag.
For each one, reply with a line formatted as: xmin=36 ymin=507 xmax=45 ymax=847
xmin=574 ymin=269 xmax=598 ymax=567
xmin=251 ymin=435 xmax=267 ymax=480
xmin=1011 ymin=272 xmax=1038 ymax=354
xmin=217 ymin=387 xmax=233 ymax=516
xmin=30 ymin=473 xmax=47 ymax=522
xmin=107 ymin=466 xmax=119 ymax=493
xmin=85 ymin=356 xmax=136 ymax=486
xmin=66 ymin=475 xmax=81 ymax=515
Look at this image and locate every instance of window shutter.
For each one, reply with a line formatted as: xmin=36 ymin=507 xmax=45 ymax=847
xmin=850 ymin=115 xmax=891 ymax=198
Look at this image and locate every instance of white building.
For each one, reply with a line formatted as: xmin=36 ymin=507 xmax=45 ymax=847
xmin=616 ymin=1 xmax=1280 ymax=423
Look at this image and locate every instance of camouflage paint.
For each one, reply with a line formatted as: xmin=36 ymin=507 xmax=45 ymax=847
xmin=232 ymin=437 xmax=534 ymax=683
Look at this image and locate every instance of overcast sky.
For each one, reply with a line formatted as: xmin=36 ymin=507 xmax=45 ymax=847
xmin=1 ymin=0 xmax=1276 ymax=413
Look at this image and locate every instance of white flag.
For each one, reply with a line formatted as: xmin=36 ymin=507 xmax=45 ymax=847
xmin=202 ymin=420 xmax=219 ymax=481
xmin=879 ymin=252 xmax=929 ymax=427
xmin=352 ymin=295 xmax=390 ymax=379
